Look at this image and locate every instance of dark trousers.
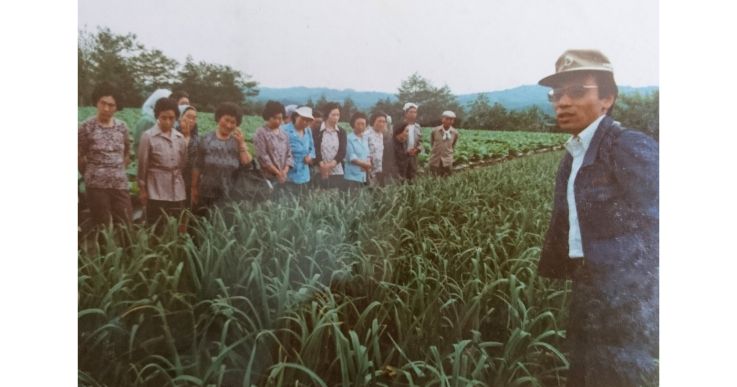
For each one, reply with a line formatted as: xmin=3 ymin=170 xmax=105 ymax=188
xmin=565 ymin=259 xmax=659 ymax=387
xmin=146 ymin=199 xmax=185 ymax=230
xmin=343 ymin=180 xmax=365 ymax=191
xmin=404 ymin=157 xmax=418 ymax=180
xmin=284 ymin=182 xmax=311 ymax=197
xmin=314 ymin=174 xmax=346 ymax=190
xmin=86 ymin=188 xmax=132 ymax=228
xmin=430 ymin=165 xmax=452 ymax=177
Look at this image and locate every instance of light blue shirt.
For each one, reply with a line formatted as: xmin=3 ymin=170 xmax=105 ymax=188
xmin=283 ymin=122 xmax=316 ymax=184
xmin=564 ymin=114 xmax=605 ymax=258
xmin=344 ymin=132 xmax=370 ymax=183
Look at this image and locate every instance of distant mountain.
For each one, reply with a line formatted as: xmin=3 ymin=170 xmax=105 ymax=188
xmin=255 ymin=85 xmax=658 ymax=113
xmin=256 ymin=87 xmax=393 ymax=110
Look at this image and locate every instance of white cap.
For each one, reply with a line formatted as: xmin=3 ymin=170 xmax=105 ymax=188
xmin=285 ymin=104 xmax=298 ymax=115
xmin=295 ymin=106 xmax=314 ymax=120
xmin=403 ymin=102 xmax=418 ymax=112
xmin=441 ymin=110 xmax=456 ymax=118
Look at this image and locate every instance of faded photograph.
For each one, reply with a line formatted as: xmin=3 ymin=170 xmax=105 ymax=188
xmin=78 ymin=1 xmax=658 ymax=386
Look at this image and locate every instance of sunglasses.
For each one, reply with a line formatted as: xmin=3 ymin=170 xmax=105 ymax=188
xmin=547 ymin=85 xmax=598 ymax=102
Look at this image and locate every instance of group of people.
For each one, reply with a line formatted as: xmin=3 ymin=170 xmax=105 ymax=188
xmin=79 ymin=48 xmax=659 ymax=386
xmin=78 ymin=86 xmax=462 ymax=229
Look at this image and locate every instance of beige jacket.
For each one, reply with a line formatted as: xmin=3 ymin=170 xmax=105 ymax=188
xmin=137 ymin=125 xmax=188 ymax=202
xmin=429 ymin=125 xmax=459 ymax=167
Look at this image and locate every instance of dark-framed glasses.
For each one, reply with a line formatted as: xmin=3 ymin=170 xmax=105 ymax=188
xmin=547 ymin=85 xmax=598 ymax=102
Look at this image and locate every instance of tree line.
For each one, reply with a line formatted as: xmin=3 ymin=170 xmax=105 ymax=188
xmin=78 ymin=27 xmax=260 ymax=112
xmin=79 ymin=26 xmax=657 ymax=136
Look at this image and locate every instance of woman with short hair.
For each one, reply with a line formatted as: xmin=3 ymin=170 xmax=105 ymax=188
xmin=344 ymin=112 xmax=372 ymax=189
xmin=312 ymin=102 xmax=347 ymax=190
xmin=191 ymin=102 xmax=252 ymax=214
xmin=137 ymin=97 xmax=188 ymax=228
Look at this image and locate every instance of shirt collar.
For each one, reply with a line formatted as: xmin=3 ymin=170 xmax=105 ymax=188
xmin=152 ymin=124 xmax=183 ymax=139
xmin=320 ymin=122 xmax=339 ymax=133
xmin=565 ymin=114 xmax=605 ymax=157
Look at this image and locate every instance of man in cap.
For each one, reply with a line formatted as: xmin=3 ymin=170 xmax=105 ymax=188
xmin=394 ymin=102 xmax=423 ymax=181
xmin=536 ymin=49 xmax=659 ymax=386
xmin=428 ymin=111 xmax=460 ymax=177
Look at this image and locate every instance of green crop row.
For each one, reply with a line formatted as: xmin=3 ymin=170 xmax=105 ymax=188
xmin=79 ymin=151 xmax=575 ymax=386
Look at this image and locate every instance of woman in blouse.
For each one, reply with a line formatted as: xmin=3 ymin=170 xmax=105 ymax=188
xmin=344 ymin=112 xmax=372 ymax=189
xmin=312 ymin=102 xmax=347 ymax=190
xmin=366 ymin=111 xmax=388 ymax=186
xmin=283 ymin=106 xmax=316 ymax=196
xmin=137 ymin=97 xmax=188 ymax=228
xmin=253 ymin=100 xmax=294 ymax=197
xmin=191 ymin=102 xmax=252 ymax=215
xmin=176 ymin=104 xmax=198 ymax=208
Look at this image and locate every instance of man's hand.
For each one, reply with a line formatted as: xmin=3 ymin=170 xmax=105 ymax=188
xmin=304 ymin=155 xmax=313 ymax=165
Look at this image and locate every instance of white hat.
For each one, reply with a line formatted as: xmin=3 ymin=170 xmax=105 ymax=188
xmin=441 ymin=110 xmax=456 ymax=118
xmin=295 ymin=106 xmax=314 ymax=120
xmin=285 ymin=104 xmax=298 ymax=115
xmin=403 ymin=102 xmax=418 ymax=112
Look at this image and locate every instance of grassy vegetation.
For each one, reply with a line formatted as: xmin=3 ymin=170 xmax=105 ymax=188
xmin=79 ymin=151 xmax=573 ymax=386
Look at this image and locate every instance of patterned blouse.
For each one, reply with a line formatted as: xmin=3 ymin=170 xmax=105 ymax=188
xmin=78 ymin=116 xmax=130 ymax=190
xmin=253 ymin=126 xmax=294 ymax=178
xmin=366 ymin=127 xmax=385 ymax=178
xmin=194 ymin=132 xmax=241 ymax=199
xmin=320 ymin=124 xmax=344 ymax=175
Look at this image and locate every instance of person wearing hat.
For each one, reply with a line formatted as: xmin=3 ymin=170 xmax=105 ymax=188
xmin=394 ymin=102 xmax=423 ymax=181
xmin=282 ymin=104 xmax=299 ymax=128
xmin=536 ymin=49 xmax=659 ymax=386
xmin=428 ymin=110 xmax=460 ymax=177
xmin=283 ymin=106 xmax=316 ymax=195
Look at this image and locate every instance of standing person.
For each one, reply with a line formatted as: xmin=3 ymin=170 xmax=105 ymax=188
xmin=428 ymin=111 xmax=460 ymax=177
xmin=309 ymin=110 xmax=323 ymax=133
xmin=312 ymin=102 xmax=347 ymax=190
xmin=394 ymin=102 xmax=423 ymax=181
xmin=172 ymin=90 xmax=198 ymax=138
xmin=536 ymin=49 xmax=659 ymax=386
xmin=170 ymin=90 xmax=190 ymax=106
xmin=136 ymin=98 xmax=188 ymax=229
xmin=253 ymin=100 xmax=294 ymax=194
xmin=283 ymin=106 xmax=316 ymax=195
xmin=392 ymin=123 xmax=412 ymax=183
xmin=133 ymin=89 xmax=171 ymax=151
xmin=191 ymin=102 xmax=253 ymax=214
xmin=78 ymin=82 xmax=133 ymax=229
xmin=282 ymin=104 xmax=298 ymax=128
xmin=176 ymin=105 xmax=198 ymax=208
xmin=366 ymin=111 xmax=388 ymax=185
xmin=344 ymin=112 xmax=371 ymax=189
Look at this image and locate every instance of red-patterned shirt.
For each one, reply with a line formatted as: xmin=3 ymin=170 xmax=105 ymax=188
xmin=78 ymin=116 xmax=130 ymax=190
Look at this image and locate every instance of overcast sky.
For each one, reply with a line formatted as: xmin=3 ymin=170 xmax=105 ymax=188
xmin=78 ymin=0 xmax=658 ymax=95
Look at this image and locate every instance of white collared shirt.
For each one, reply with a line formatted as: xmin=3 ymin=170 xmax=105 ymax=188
xmin=565 ymin=114 xmax=605 ymax=258
xmin=406 ymin=122 xmax=420 ymax=149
